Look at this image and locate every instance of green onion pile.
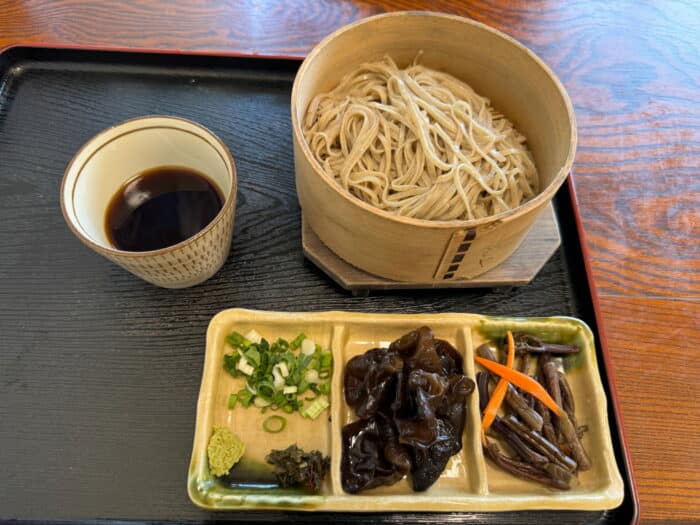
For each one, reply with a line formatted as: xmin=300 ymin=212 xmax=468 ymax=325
xmin=223 ymin=330 xmax=332 ymax=428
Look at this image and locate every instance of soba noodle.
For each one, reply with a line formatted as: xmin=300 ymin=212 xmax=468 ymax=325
xmin=302 ymin=56 xmax=538 ymax=221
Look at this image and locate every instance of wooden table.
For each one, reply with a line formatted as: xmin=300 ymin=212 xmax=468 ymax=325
xmin=1 ymin=1 xmax=697 ymax=523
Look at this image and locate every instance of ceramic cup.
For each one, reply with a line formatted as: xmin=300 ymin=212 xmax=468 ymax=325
xmin=60 ymin=116 xmax=237 ymax=288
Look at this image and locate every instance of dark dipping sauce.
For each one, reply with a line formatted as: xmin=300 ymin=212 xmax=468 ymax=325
xmin=105 ymin=166 xmax=223 ymax=252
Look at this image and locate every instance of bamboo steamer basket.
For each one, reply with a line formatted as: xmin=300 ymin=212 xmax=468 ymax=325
xmin=291 ymin=12 xmax=576 ymax=282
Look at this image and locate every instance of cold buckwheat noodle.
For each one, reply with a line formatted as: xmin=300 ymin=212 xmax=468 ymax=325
xmin=302 ymin=56 xmax=538 ymax=221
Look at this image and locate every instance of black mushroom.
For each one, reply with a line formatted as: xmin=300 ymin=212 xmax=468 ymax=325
xmin=345 ymin=347 xmax=403 ymax=419
xmin=341 ymin=414 xmax=410 ymax=493
xmin=341 ymin=326 xmax=474 ymax=493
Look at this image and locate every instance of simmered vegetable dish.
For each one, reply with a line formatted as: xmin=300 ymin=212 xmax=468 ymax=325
xmin=477 ymin=332 xmax=591 ymax=490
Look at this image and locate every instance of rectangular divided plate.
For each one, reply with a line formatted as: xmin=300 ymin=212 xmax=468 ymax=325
xmin=188 ymin=309 xmax=623 ymax=512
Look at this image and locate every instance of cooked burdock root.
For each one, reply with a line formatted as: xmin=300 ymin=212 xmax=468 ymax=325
xmin=477 ymin=371 xmax=489 ymax=413
xmin=503 ymin=415 xmax=577 ymax=472
xmin=341 ymin=326 xmax=474 ymax=493
xmin=558 ymin=370 xmax=588 ymax=438
xmin=540 ymin=354 xmax=591 ymax=471
xmin=513 ymin=333 xmax=580 ymax=355
xmin=479 ymin=333 xmax=591 ymax=489
xmin=491 ymin=417 xmax=548 ymax=466
xmin=536 ymin=396 xmax=559 ymax=445
xmin=483 ymin=437 xmax=571 ymax=490
xmin=476 ymin=344 xmax=543 ymax=432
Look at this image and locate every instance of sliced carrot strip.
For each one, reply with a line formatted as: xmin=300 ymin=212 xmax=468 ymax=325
xmin=474 ymin=355 xmax=562 ymax=416
xmin=480 ymin=331 xmax=515 ymax=432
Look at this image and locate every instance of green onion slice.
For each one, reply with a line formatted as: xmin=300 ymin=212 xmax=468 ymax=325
xmin=227 ymin=393 xmax=238 ymax=409
xmin=263 ymin=415 xmax=287 ymax=433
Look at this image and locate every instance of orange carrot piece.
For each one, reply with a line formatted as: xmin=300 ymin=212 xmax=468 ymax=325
xmin=481 ymin=331 xmax=515 ymax=432
xmin=474 ymin=355 xmax=562 ymax=416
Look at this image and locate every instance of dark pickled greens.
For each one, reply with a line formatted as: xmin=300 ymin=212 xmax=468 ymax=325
xmin=341 ymin=326 xmax=475 ymax=493
xmin=265 ymin=444 xmax=330 ymax=492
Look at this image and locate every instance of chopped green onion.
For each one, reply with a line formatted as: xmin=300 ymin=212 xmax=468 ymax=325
xmin=237 ymin=389 xmax=254 ymax=408
xmin=301 ymin=338 xmax=316 ymax=355
xmin=278 ymin=361 xmax=290 ymax=378
xmin=290 ymin=333 xmax=306 ymax=350
xmin=256 ymin=380 xmax=275 ymax=400
xmin=272 ymin=391 xmax=287 ymax=406
xmin=263 ymin=415 xmax=287 ymax=433
xmin=244 ymin=348 xmax=260 ymax=366
xmin=272 ymin=368 xmax=284 ymax=389
xmin=259 ymin=351 xmax=270 ymax=371
xmin=300 ymin=396 xmax=329 ymax=419
xmin=254 ymin=396 xmax=271 ymax=408
xmin=244 ymin=329 xmax=262 ymax=344
xmin=226 ymin=332 xmax=250 ymax=348
xmin=227 ymin=393 xmax=238 ymax=409
xmin=305 ymin=369 xmax=320 ymax=383
xmin=297 ymin=354 xmax=312 ymax=372
xmin=273 ymin=338 xmax=289 ymax=351
xmin=319 ymin=353 xmax=333 ymax=369
xmin=223 ymin=331 xmax=332 ymax=427
xmin=223 ymin=354 xmax=240 ymax=376
xmin=236 ymin=358 xmax=254 ymax=376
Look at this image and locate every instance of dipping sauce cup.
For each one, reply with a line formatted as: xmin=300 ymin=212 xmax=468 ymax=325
xmin=60 ymin=116 xmax=237 ymax=288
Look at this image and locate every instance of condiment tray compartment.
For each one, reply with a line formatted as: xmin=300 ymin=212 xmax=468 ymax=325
xmin=188 ymin=309 xmax=623 ymax=512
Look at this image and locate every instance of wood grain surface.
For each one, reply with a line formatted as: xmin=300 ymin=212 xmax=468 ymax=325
xmin=0 ymin=1 xmax=698 ymax=523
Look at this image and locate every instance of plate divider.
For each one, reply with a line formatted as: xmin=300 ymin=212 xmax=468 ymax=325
xmin=459 ymin=324 xmax=490 ymax=495
xmin=329 ymin=322 xmax=348 ymax=496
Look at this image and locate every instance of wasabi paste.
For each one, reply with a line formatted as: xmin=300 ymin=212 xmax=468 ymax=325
xmin=207 ymin=426 xmax=245 ymax=476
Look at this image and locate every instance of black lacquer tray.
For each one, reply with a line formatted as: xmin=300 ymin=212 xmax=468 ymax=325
xmin=0 ymin=46 xmax=637 ymax=524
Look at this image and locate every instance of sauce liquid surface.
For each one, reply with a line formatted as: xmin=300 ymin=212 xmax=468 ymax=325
xmin=105 ymin=166 xmax=223 ymax=252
